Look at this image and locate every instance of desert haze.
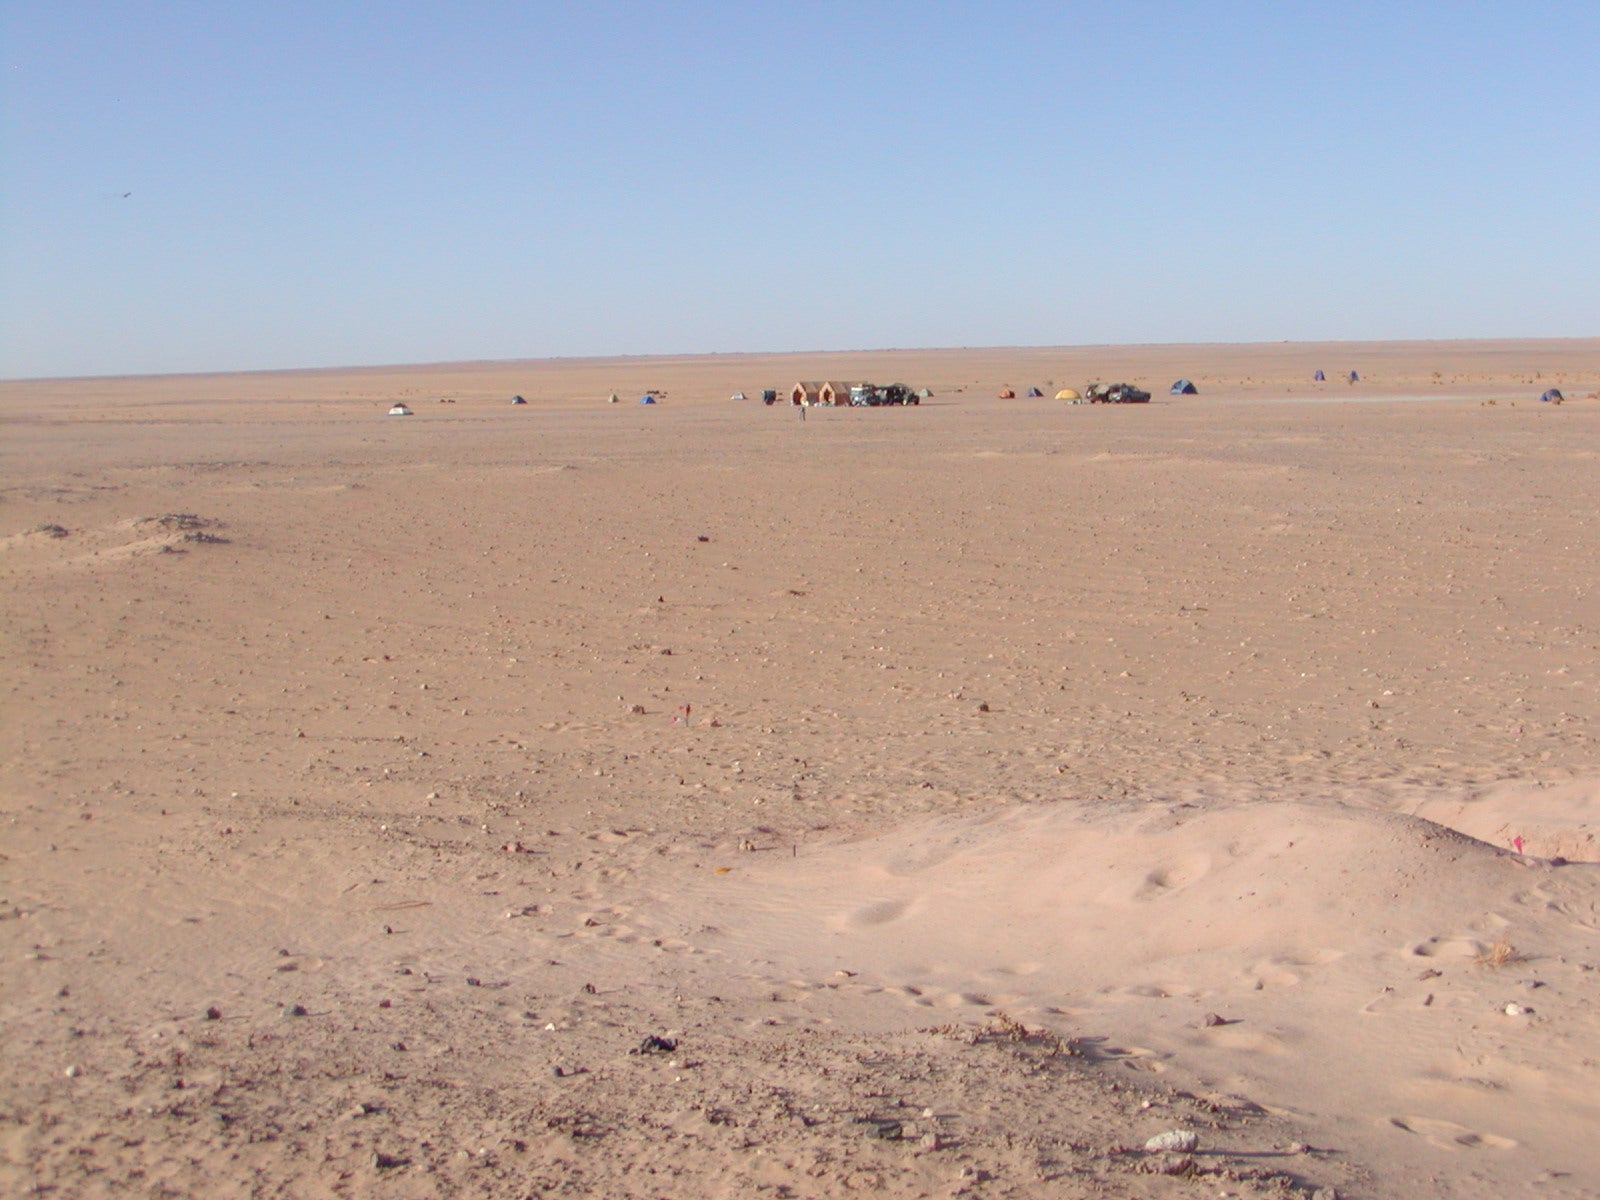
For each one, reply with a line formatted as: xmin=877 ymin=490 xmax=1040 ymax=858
xmin=3 ymin=339 xmax=1599 ymax=1200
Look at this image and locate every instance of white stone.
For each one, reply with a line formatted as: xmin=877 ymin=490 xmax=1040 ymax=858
xmin=1144 ymin=1129 xmax=1199 ymax=1153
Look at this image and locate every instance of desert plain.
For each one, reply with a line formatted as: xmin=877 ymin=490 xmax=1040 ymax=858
xmin=3 ymin=338 xmax=1599 ymax=1199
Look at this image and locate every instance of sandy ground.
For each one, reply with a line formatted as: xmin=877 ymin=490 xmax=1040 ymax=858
xmin=3 ymin=339 xmax=1599 ymax=1199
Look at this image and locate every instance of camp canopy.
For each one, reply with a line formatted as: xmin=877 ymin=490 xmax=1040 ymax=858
xmin=1170 ymin=379 xmax=1197 ymax=395
xmin=1055 ymin=388 xmax=1080 ymax=400
xmin=387 ymin=403 xmax=412 ymax=416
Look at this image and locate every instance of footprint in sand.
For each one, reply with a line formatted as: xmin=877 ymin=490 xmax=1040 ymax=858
xmin=847 ymin=898 xmax=910 ymax=927
xmin=274 ymin=955 xmax=327 ymax=974
xmin=1114 ymin=982 xmax=1196 ymax=999
xmin=1406 ymin=935 xmax=1486 ymax=960
xmin=884 ymin=983 xmax=934 ymax=1006
xmin=883 ymin=843 xmax=964 ymax=877
xmin=1105 ymin=852 xmax=1211 ymax=903
xmin=929 ymin=991 xmax=1000 ymax=1008
xmin=1202 ymin=1026 xmax=1291 ymax=1056
xmin=1098 ymin=1044 xmax=1168 ymax=1073
xmin=1516 ymin=886 xmax=1600 ymax=933
xmin=1387 ymin=1115 xmax=1518 ymax=1151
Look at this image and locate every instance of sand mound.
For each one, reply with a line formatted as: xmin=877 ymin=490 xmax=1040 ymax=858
xmin=671 ymin=797 xmax=1600 ymax=1192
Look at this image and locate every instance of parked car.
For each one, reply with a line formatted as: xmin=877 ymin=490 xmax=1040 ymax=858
xmin=1085 ymin=382 xmax=1150 ymax=404
xmin=848 ymin=382 xmax=920 ymax=406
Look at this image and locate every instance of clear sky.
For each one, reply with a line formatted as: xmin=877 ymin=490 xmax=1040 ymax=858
xmin=2 ymin=1 xmax=1596 ymax=379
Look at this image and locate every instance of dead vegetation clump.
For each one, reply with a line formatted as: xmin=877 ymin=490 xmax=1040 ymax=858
xmin=137 ymin=513 xmax=231 ymax=545
xmin=924 ymin=1011 xmax=1082 ymax=1058
xmin=1475 ymin=939 xmax=1522 ymax=969
xmin=140 ymin=512 xmax=213 ymax=530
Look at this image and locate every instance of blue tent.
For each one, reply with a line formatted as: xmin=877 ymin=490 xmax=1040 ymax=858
xmin=638 ymin=395 xmax=656 ymax=405
xmin=1170 ymin=379 xmax=1197 ymax=395
xmin=1348 ymin=370 xmax=1360 ymax=383
xmin=1313 ymin=369 xmax=1325 ymax=381
xmin=1540 ymin=388 xmax=1564 ymax=403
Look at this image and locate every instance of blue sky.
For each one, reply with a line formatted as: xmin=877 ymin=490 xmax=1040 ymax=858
xmin=2 ymin=1 xmax=1596 ymax=378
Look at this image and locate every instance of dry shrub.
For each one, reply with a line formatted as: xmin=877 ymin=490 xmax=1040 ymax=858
xmin=1475 ymin=939 xmax=1521 ymax=969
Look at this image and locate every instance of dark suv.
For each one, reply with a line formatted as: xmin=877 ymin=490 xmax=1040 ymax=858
xmin=1086 ymin=382 xmax=1151 ymax=404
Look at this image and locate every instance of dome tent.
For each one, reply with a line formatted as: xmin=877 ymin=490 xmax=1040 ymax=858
xmin=1170 ymin=379 xmax=1197 ymax=395
xmin=1055 ymin=388 xmax=1080 ymax=400
xmin=1026 ymin=387 xmax=1044 ymax=397
xmin=1540 ymin=388 xmax=1565 ymax=403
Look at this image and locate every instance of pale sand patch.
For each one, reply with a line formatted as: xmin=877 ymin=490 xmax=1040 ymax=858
xmin=666 ymin=796 xmax=1600 ymax=1190
xmin=3 ymin=340 xmax=1599 ymax=1198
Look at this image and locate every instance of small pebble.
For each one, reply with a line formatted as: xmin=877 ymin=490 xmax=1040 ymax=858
xmin=1504 ymin=1002 xmax=1532 ymax=1016
xmin=920 ymin=1131 xmax=941 ymax=1150
xmin=1202 ymin=1011 xmax=1226 ymax=1027
xmin=282 ymin=1003 xmax=308 ymax=1018
xmin=64 ymin=1064 xmax=81 ymax=1078
xmin=1149 ymin=1154 xmax=1194 ymax=1176
xmin=204 ymin=1006 xmax=222 ymax=1021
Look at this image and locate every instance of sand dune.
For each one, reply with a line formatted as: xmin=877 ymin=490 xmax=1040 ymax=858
xmin=674 ymin=797 xmax=1600 ymax=1187
xmin=3 ymin=340 xmax=1599 ymax=1198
